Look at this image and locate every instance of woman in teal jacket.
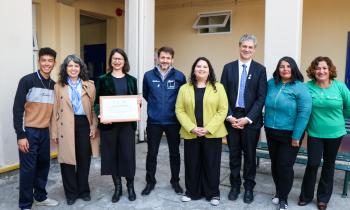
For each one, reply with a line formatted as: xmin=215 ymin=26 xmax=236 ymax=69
xmin=264 ymin=56 xmax=312 ymax=210
xmin=175 ymin=57 xmax=228 ymax=206
xmin=298 ymin=57 xmax=350 ymax=210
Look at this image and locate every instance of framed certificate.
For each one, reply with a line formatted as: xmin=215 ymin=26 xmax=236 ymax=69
xmin=100 ymin=95 xmax=140 ymax=122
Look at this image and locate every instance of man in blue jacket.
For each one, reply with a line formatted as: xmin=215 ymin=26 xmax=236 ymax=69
xmin=142 ymin=46 xmax=186 ymax=196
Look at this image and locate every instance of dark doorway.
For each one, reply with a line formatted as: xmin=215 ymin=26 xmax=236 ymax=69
xmin=84 ymin=44 xmax=106 ymax=82
xmin=345 ymin=32 xmax=350 ymax=88
xmin=80 ymin=14 xmax=107 ymax=81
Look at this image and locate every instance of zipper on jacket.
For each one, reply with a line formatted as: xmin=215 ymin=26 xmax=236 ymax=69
xmin=272 ymin=83 xmax=285 ymax=128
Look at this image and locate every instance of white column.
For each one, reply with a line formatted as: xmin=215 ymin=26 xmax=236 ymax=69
xmin=0 ymin=1 xmax=33 ymax=167
xmin=264 ymin=0 xmax=303 ymax=79
xmin=125 ymin=0 xmax=155 ymax=142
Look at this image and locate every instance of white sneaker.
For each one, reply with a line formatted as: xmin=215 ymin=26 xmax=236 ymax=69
xmin=181 ymin=195 xmax=191 ymax=202
xmin=210 ymin=198 xmax=220 ymax=206
xmin=35 ymin=198 xmax=59 ymax=206
xmin=278 ymin=200 xmax=288 ymax=210
xmin=272 ymin=195 xmax=279 ymax=205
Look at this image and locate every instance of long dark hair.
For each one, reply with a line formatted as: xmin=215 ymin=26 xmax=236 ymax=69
xmin=58 ymin=54 xmax=89 ymax=86
xmin=107 ymin=48 xmax=130 ymax=73
xmin=190 ymin=57 xmax=217 ymax=91
xmin=272 ymin=56 xmax=304 ymax=83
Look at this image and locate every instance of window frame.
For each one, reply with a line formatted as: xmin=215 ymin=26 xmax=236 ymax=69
xmin=192 ymin=10 xmax=232 ymax=34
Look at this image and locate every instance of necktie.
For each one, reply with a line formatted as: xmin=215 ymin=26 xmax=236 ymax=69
xmin=238 ymin=64 xmax=247 ymax=107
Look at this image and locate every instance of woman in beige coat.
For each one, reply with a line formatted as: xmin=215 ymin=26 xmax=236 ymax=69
xmin=51 ymin=54 xmax=98 ymax=205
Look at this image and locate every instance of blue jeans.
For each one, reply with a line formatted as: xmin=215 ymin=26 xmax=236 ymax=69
xmin=19 ymin=127 xmax=50 ymax=209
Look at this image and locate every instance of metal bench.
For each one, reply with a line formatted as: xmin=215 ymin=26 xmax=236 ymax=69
xmin=256 ymin=119 xmax=350 ymax=198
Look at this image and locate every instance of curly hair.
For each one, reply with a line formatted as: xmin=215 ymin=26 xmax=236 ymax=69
xmin=273 ymin=56 xmax=304 ymax=83
xmin=190 ymin=57 xmax=217 ymax=92
xmin=58 ymin=54 xmax=89 ymax=86
xmin=107 ymin=48 xmax=130 ymax=73
xmin=306 ymin=56 xmax=337 ymax=80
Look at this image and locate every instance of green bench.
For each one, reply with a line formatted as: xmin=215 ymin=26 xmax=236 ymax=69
xmin=256 ymin=120 xmax=350 ymax=198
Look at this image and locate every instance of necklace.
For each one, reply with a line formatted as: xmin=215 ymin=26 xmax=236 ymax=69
xmin=37 ymin=71 xmax=51 ymax=89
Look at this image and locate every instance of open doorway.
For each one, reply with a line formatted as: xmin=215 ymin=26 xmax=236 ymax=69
xmin=80 ymin=14 xmax=107 ymax=82
xmin=346 ymin=32 xmax=350 ymax=88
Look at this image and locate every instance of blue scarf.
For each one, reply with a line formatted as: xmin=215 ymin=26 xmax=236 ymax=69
xmin=67 ymin=78 xmax=82 ymax=113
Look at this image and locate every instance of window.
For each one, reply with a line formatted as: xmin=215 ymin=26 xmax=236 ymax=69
xmin=192 ymin=11 xmax=231 ymax=34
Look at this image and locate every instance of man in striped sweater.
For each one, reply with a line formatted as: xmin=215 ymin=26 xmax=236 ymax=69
xmin=13 ymin=47 xmax=59 ymax=210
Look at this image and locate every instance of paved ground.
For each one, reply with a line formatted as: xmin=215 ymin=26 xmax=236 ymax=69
xmin=0 ymin=140 xmax=349 ymax=210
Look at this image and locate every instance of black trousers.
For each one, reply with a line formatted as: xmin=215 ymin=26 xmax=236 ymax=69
xmin=145 ymin=123 xmax=181 ymax=184
xmin=19 ymin=127 xmax=50 ymax=209
xmin=299 ymin=136 xmax=342 ymax=203
xmin=60 ymin=115 xmax=91 ymax=200
xmin=100 ymin=122 xmax=135 ymax=178
xmin=226 ymin=110 xmax=260 ymax=190
xmin=265 ymin=128 xmax=302 ymax=202
xmin=184 ymin=137 xmax=222 ymax=200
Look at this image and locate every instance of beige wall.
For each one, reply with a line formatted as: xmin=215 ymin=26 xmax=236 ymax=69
xmin=155 ymin=0 xmax=265 ymax=78
xmin=156 ymin=0 xmax=350 ymax=81
xmin=80 ymin=21 xmax=107 ymax=54
xmin=32 ymin=0 xmax=124 ymax=79
xmin=301 ymin=0 xmax=350 ymax=81
xmin=72 ymin=0 xmax=124 ymax=51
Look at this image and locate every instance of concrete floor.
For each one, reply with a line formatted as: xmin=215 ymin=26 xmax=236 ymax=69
xmin=0 ymin=140 xmax=349 ymax=210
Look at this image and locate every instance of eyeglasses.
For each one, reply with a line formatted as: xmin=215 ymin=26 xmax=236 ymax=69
xmin=112 ymin=58 xmax=124 ymax=62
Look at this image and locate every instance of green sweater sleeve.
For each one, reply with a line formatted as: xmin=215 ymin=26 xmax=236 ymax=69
xmin=338 ymin=81 xmax=350 ymax=118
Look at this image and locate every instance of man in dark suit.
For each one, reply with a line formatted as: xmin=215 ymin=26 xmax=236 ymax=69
xmin=221 ymin=34 xmax=267 ymax=204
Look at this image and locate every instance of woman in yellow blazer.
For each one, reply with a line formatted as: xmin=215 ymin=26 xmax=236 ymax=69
xmin=51 ymin=54 xmax=98 ymax=205
xmin=175 ymin=57 xmax=228 ymax=206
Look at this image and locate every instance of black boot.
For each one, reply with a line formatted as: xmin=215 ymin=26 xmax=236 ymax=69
xmin=112 ymin=175 xmax=122 ymax=203
xmin=126 ymin=177 xmax=136 ymax=201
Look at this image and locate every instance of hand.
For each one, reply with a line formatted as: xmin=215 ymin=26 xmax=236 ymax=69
xmin=18 ymin=138 xmax=29 ymax=153
xmin=235 ymin=117 xmax=249 ymax=129
xmin=228 ymin=117 xmax=238 ymax=124
xmin=98 ymin=115 xmax=112 ymax=124
xmin=191 ymin=127 xmax=208 ymax=137
xmin=291 ymin=139 xmax=300 ymax=147
xmin=197 ymin=128 xmax=209 ymax=137
xmin=90 ymin=129 xmax=96 ymax=139
xmin=191 ymin=127 xmax=201 ymax=136
xmin=52 ymin=138 xmax=59 ymax=144
xmin=137 ymin=96 xmax=142 ymax=106
xmin=228 ymin=117 xmax=239 ymax=128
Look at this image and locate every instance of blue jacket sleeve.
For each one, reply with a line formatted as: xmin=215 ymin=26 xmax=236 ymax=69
xmin=292 ymin=83 xmax=312 ymax=140
xmin=220 ymin=64 xmax=233 ymax=117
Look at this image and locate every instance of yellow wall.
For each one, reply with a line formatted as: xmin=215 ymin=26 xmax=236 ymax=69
xmin=156 ymin=0 xmax=350 ymax=81
xmin=155 ymin=0 xmax=265 ymax=78
xmin=32 ymin=0 xmax=124 ymax=79
xmin=72 ymin=0 xmax=124 ymax=50
xmin=301 ymin=0 xmax=350 ymax=81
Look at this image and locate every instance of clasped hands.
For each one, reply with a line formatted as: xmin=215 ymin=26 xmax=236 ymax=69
xmin=191 ymin=127 xmax=209 ymax=137
xmin=228 ymin=117 xmax=249 ymax=129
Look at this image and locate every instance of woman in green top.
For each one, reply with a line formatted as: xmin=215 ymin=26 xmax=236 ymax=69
xmin=298 ymin=56 xmax=350 ymax=210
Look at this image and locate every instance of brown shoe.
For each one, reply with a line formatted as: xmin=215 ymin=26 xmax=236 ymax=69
xmin=317 ymin=202 xmax=327 ymax=210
